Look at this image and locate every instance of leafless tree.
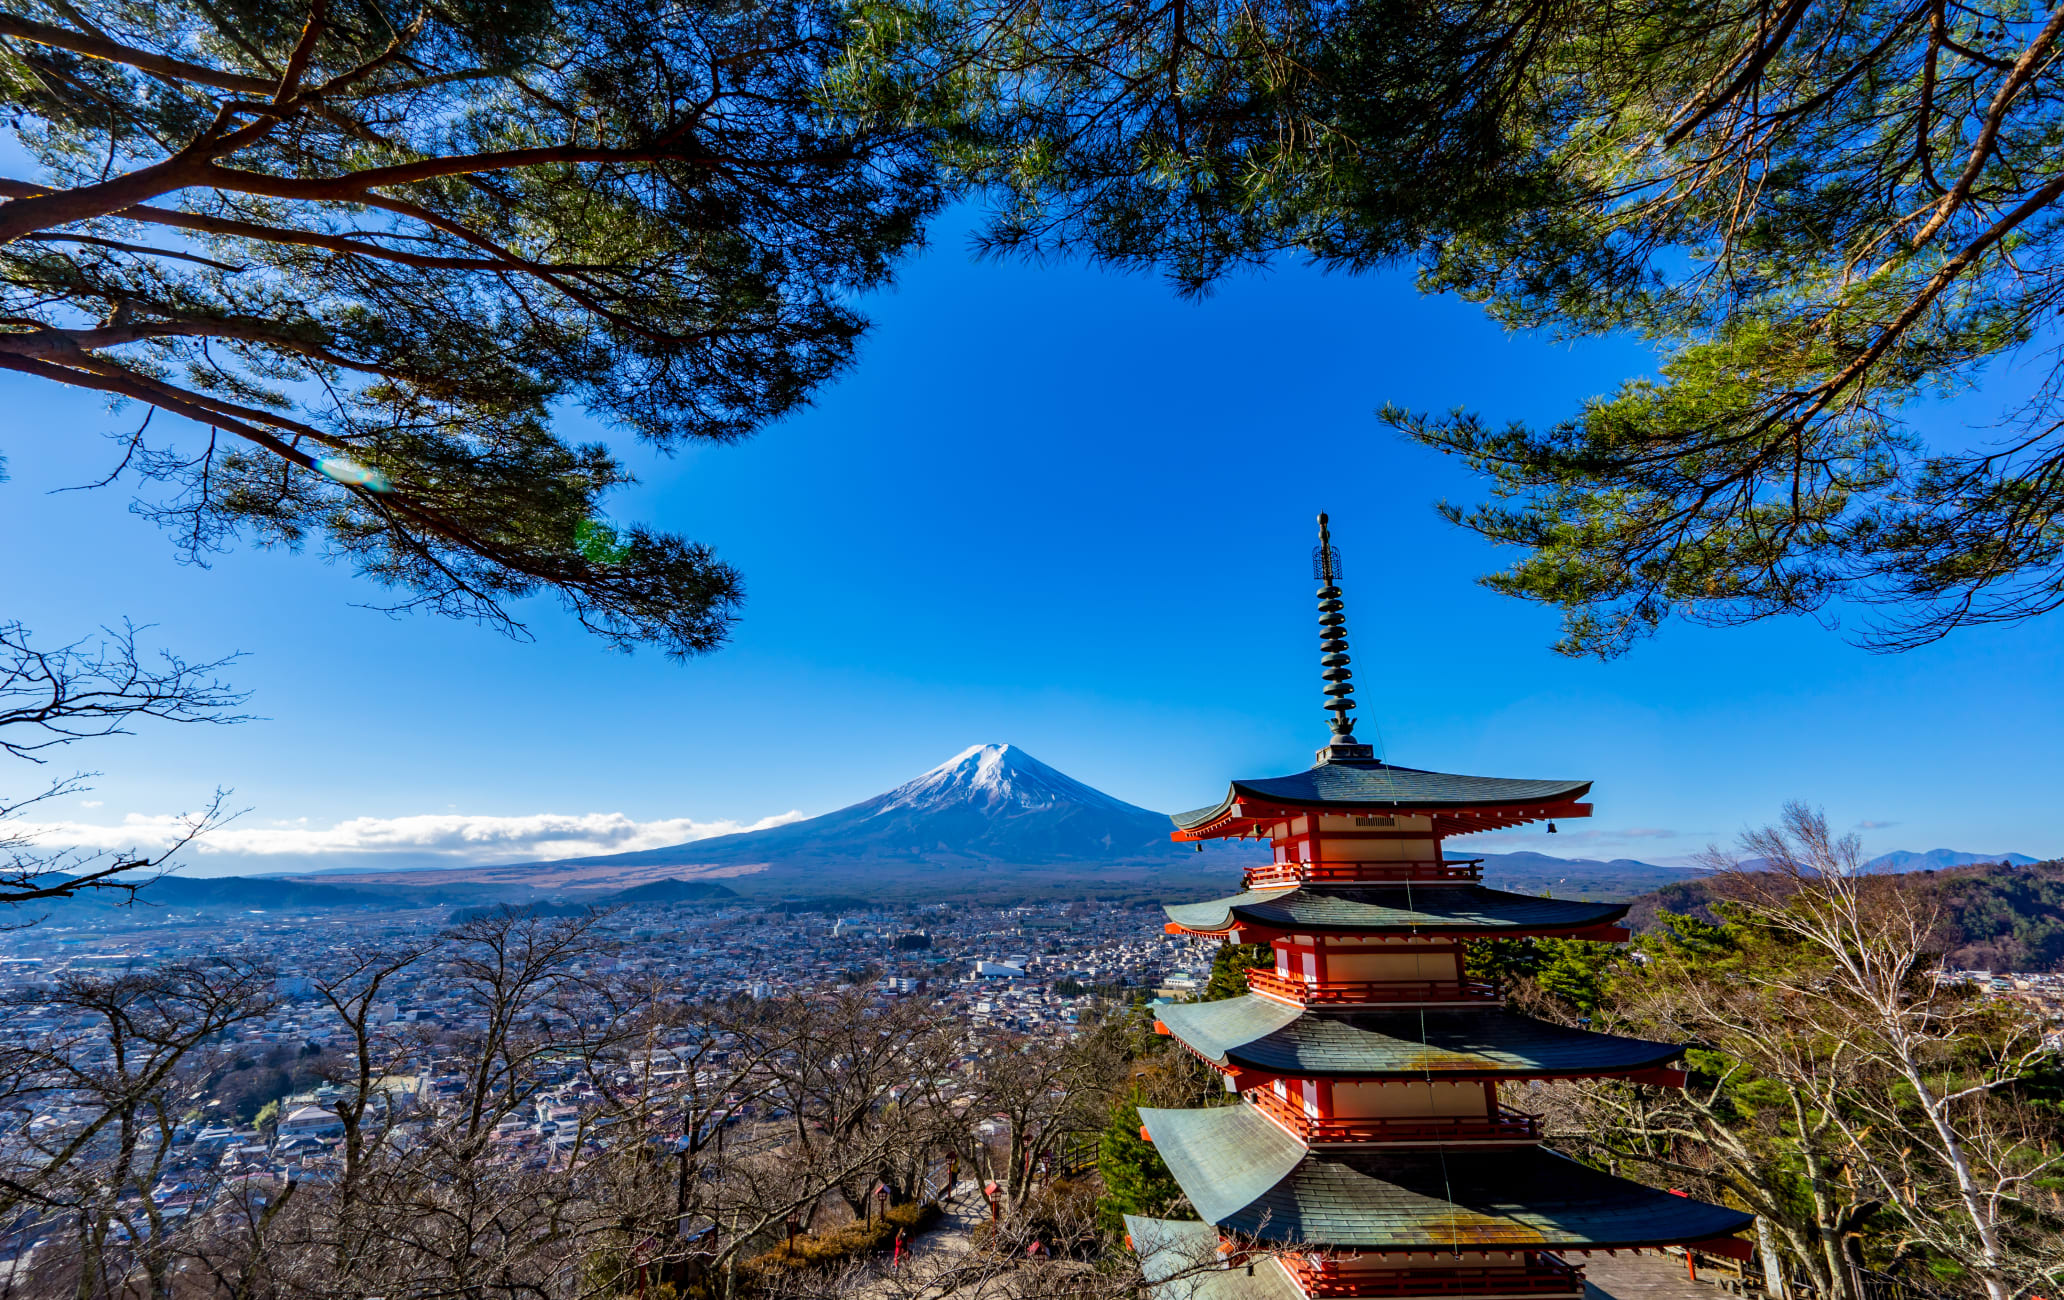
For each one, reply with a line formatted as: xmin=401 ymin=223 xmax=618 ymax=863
xmin=1551 ymin=804 xmax=2063 ymax=1300
xmin=1709 ymin=806 xmax=2064 ymax=1300
xmin=965 ymin=1017 xmax=1127 ymax=1208
xmin=0 ymin=955 xmax=278 ymax=1300
xmin=0 ymin=911 xmax=1144 ymax=1300
xmin=0 ymin=620 xmax=246 ymax=909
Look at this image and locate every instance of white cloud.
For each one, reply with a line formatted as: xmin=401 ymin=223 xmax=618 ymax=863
xmin=78 ymin=800 xmax=103 ymax=808
xmin=8 ymin=808 xmax=807 ymax=864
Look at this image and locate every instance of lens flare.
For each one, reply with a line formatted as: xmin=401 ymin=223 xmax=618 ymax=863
xmin=312 ymin=456 xmax=393 ymax=492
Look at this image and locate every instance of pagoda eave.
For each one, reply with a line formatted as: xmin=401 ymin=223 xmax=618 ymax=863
xmin=1129 ymin=1217 xmax=1590 ymax=1300
xmin=1170 ymin=799 xmax=1593 ymax=843
xmin=1164 ymin=920 xmax=1630 ymax=944
xmin=1154 ymin=998 xmax=1691 ymax=1082
xmin=1162 ymin=886 xmax=1630 ymax=939
xmin=1133 ymin=517 xmax=1747 ymax=1300
xmin=1139 ymin=1104 xmax=1755 ymax=1252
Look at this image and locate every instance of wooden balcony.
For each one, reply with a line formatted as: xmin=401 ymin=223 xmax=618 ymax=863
xmin=1246 ymin=968 xmax=1502 ymax=1008
xmin=1247 ymin=1087 xmax=1544 ymax=1146
xmin=1243 ymin=861 xmax=1483 ymax=889
xmin=1278 ymin=1253 xmax=1583 ymax=1299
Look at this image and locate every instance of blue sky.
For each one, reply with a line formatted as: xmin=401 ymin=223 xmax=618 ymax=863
xmin=6 ymin=210 xmax=2060 ymax=875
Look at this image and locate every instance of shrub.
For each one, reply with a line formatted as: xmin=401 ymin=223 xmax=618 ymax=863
xmin=742 ymin=1200 xmax=941 ymax=1278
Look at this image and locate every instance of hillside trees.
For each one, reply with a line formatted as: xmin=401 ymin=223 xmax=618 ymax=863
xmin=750 ymin=985 xmax=964 ymax=1216
xmin=1543 ymin=808 xmax=2064 ymax=1299
xmin=1713 ymin=809 xmax=2064 ymax=1299
xmin=967 ymin=1013 xmax=1128 ymax=1205
xmin=847 ymin=0 xmax=2064 ymax=653
xmin=0 ymin=0 xmax=940 ymax=655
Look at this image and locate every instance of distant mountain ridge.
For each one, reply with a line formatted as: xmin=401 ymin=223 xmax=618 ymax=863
xmin=271 ymin=742 xmax=2050 ymax=902
xmin=1470 ymin=851 xmax=1704 ymax=900
xmin=1864 ymin=848 xmax=2040 ymax=872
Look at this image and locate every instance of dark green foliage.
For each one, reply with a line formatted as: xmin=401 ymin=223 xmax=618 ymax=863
xmin=1464 ymin=936 xmax=1619 ymax=1015
xmin=836 ymin=0 xmax=1567 ymax=294
xmin=1203 ymin=941 xmax=1272 ymax=1000
xmin=848 ymin=0 xmax=2064 ymax=653
xmin=1 ymin=0 xmax=940 ymax=654
xmin=1533 ymin=941 xmax=1617 ymax=1017
xmin=1095 ymin=1087 xmax=1186 ymax=1234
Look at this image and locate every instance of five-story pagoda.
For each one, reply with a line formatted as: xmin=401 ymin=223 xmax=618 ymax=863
xmin=1124 ymin=516 xmax=1753 ymax=1300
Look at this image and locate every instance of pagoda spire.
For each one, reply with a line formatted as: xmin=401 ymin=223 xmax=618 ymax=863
xmin=1314 ymin=513 xmax=1371 ymax=763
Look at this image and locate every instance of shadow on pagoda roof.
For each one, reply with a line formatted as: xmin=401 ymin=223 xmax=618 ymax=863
xmin=1140 ymin=1104 xmax=1753 ymax=1251
xmin=1162 ymin=885 xmax=1628 ymax=937
xmin=1172 ymin=761 xmax=1592 ymax=832
xmin=1157 ymin=997 xmax=1684 ymax=1079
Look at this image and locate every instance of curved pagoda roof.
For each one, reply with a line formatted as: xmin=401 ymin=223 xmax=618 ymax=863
xmin=1171 ymin=759 xmax=1592 ymax=838
xmin=1164 ymin=884 xmax=1628 ymax=938
xmin=1124 ymin=1216 xmax=1302 ymax=1300
xmin=1157 ymin=997 xmax=1683 ymax=1079
xmin=1140 ymin=1104 xmax=1752 ymax=1251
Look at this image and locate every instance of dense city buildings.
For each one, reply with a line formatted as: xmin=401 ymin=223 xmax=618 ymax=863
xmin=0 ymin=892 xmax=1212 ymax=1224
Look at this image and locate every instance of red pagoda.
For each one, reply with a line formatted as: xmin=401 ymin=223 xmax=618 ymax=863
xmin=1125 ymin=515 xmax=1752 ymax=1300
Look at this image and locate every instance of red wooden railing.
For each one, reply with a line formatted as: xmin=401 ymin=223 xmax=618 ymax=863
xmin=1278 ymin=1254 xmax=1583 ymax=1298
xmin=1247 ymin=1088 xmax=1543 ymax=1145
xmin=1244 ymin=861 xmax=1483 ymax=889
xmin=1246 ymin=968 xmax=1501 ymax=1007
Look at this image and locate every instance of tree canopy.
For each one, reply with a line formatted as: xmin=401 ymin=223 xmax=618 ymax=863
xmin=0 ymin=0 xmax=938 ymax=655
xmin=848 ymin=0 xmax=2064 ymax=654
xmin=17 ymin=0 xmax=2064 ymax=657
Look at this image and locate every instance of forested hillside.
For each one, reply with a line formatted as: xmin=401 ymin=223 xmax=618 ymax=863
xmin=1626 ymin=861 xmax=2064 ymax=970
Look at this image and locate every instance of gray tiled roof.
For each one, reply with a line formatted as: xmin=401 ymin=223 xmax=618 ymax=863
xmin=1124 ymin=1216 xmax=1304 ymax=1300
xmin=1172 ymin=762 xmax=1591 ymax=830
xmin=1163 ymin=885 xmax=1628 ymax=935
xmin=1140 ymin=1104 xmax=1753 ymax=1250
xmin=1158 ymin=998 xmax=1684 ymax=1078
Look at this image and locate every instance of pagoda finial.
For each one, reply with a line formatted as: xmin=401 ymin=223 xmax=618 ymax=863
xmin=1313 ymin=514 xmax=1374 ymax=764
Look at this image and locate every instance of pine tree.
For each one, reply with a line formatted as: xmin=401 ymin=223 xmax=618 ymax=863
xmin=1095 ymin=1087 xmax=1184 ymax=1235
xmin=1 ymin=0 xmax=939 ymax=654
xmin=1203 ymin=942 xmax=1272 ymax=1001
xmin=850 ymin=0 xmax=2064 ymax=652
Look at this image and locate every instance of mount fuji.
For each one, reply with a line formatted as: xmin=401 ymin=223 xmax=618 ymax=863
xmin=545 ymin=743 xmax=1217 ymax=878
xmin=285 ymin=744 xmax=1737 ymax=900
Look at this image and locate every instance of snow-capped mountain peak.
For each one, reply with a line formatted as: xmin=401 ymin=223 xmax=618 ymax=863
xmin=535 ymin=741 xmax=1226 ymax=873
xmin=872 ymin=743 xmax=1141 ymax=817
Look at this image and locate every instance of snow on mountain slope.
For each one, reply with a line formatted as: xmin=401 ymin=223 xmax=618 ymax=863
xmin=872 ymin=744 xmax=1148 ymax=817
xmin=547 ymin=743 xmax=1214 ymax=870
